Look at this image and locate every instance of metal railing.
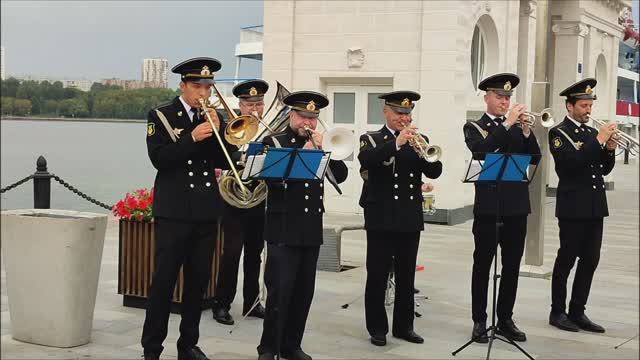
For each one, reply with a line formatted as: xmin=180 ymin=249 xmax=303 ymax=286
xmin=1 ymin=156 xmax=112 ymax=210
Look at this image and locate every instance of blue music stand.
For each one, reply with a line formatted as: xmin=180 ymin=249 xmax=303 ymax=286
xmin=454 ymin=153 xmax=540 ymax=360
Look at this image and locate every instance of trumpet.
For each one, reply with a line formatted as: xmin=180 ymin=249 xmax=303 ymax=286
xmin=399 ymin=122 xmax=442 ymax=163
xmin=588 ymin=115 xmax=639 ymax=155
xmin=515 ymin=108 xmax=555 ymax=128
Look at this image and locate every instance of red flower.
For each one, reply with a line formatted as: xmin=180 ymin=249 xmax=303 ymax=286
xmin=113 ymin=188 xmax=154 ymax=222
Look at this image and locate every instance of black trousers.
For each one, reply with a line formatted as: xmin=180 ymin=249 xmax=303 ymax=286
xmin=214 ymin=213 xmax=264 ymax=309
xmin=141 ymin=218 xmax=217 ymax=356
xmin=551 ymin=218 xmax=603 ymax=316
xmin=258 ymin=244 xmax=320 ymax=355
xmin=364 ymin=230 xmax=420 ymax=336
xmin=471 ymin=215 xmax=527 ymax=323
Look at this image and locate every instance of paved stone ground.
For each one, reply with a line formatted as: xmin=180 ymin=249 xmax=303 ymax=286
xmin=2 ymin=162 xmax=638 ymax=359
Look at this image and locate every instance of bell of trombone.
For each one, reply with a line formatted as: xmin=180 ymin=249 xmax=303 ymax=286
xmin=225 ymin=115 xmax=259 ymax=146
xmin=322 ymin=127 xmax=355 ymax=161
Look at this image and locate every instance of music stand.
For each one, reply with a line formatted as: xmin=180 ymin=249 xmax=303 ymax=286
xmin=452 ymin=152 xmax=540 ymax=360
xmin=242 ymin=144 xmax=331 ymax=360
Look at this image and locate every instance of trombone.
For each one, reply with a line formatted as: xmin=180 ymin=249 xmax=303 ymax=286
xmin=199 ymin=81 xmax=267 ymax=209
xmin=588 ymin=115 xmax=639 ymax=155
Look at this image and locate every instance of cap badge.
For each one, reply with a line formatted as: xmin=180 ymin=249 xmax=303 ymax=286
xmin=401 ymin=98 xmax=411 ymax=107
xmin=200 ymin=66 xmax=211 ymax=76
xmin=306 ymin=100 xmax=316 ymax=112
xmin=249 ymin=87 xmax=258 ymax=96
xmin=504 ymin=81 xmax=512 ymax=91
xmin=585 ymin=85 xmax=593 ymax=95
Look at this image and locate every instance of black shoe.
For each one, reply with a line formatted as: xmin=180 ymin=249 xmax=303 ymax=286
xmin=258 ymin=352 xmax=275 ymax=360
xmin=370 ymin=333 xmax=387 ymax=346
xmin=177 ymin=346 xmax=209 ymax=360
xmin=497 ymin=319 xmax=527 ymax=342
xmin=243 ymin=303 xmax=266 ymax=318
xmin=569 ymin=313 xmax=605 ymax=333
xmin=392 ymin=330 xmax=424 ymax=344
xmin=143 ymin=354 xmax=160 ymax=360
xmin=281 ymin=348 xmax=312 ymax=360
xmin=549 ymin=312 xmax=580 ymax=332
xmin=472 ymin=322 xmax=489 ymax=343
xmin=212 ymin=307 xmax=234 ymax=325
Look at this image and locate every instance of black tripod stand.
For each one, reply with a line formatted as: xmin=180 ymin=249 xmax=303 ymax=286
xmin=452 ymin=153 xmax=538 ymax=360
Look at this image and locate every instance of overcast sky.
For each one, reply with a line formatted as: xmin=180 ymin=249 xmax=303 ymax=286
xmin=1 ymin=1 xmax=263 ymax=88
xmin=1 ymin=0 xmax=637 ymax=89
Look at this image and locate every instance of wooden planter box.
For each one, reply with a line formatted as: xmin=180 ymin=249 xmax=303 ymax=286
xmin=117 ymin=219 xmax=223 ymax=313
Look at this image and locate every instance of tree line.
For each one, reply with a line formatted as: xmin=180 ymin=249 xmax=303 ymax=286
xmin=1 ymin=78 xmax=180 ymax=119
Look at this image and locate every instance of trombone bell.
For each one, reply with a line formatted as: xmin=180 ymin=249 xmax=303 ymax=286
xmin=225 ymin=115 xmax=259 ymax=146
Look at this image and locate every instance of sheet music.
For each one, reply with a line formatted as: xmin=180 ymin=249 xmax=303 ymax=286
xmin=465 ymin=159 xmax=484 ymax=182
xmin=316 ymin=154 xmax=331 ymax=179
xmin=242 ymin=154 xmax=266 ymax=180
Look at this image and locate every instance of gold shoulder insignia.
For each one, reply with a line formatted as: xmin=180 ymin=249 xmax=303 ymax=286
xmin=147 ymin=123 xmax=155 ymax=136
xmin=173 ymin=128 xmax=183 ymax=137
xmin=576 ymin=141 xmax=583 ymax=150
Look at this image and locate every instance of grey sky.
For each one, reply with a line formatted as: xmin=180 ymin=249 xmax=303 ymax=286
xmin=1 ymin=1 xmax=263 ymax=88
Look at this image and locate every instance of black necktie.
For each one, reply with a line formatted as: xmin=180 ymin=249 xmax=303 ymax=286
xmin=394 ymin=130 xmax=400 ymax=137
xmin=191 ymin=108 xmax=200 ymax=122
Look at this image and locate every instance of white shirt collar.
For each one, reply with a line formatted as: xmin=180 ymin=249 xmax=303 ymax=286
xmin=566 ymin=115 xmax=582 ymax=128
xmin=485 ymin=112 xmax=503 ymax=121
xmin=385 ymin=124 xmax=398 ymax=137
xmin=179 ymin=96 xmax=195 ymax=122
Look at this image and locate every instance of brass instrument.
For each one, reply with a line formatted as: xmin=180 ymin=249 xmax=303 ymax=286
xmin=201 ymin=82 xmax=266 ymax=209
xmin=422 ymin=194 xmax=436 ymax=216
xmin=589 ymin=115 xmax=639 ymax=155
xmin=519 ymin=108 xmax=555 ymax=128
xmin=399 ymin=122 xmax=442 ymax=163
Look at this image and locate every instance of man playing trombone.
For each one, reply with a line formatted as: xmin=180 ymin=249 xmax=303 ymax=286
xmin=548 ymin=78 xmax=616 ymax=333
xmin=358 ymin=91 xmax=442 ymax=346
xmin=212 ymin=80 xmax=269 ymax=325
xmin=141 ymin=57 xmax=238 ymax=360
xmin=462 ymin=73 xmax=540 ymax=344
xmin=257 ymin=91 xmax=348 ymax=360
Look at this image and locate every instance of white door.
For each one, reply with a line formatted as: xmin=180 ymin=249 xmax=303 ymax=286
xmin=323 ymin=85 xmax=392 ymax=214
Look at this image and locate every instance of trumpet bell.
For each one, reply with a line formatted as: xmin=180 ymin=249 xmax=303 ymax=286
xmin=225 ymin=115 xmax=259 ymax=146
xmin=539 ymin=108 xmax=555 ymax=128
xmin=322 ymin=127 xmax=355 ymax=161
xmin=425 ymin=145 xmax=442 ymax=163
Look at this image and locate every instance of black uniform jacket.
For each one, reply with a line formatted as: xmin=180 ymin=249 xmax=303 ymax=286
xmin=261 ymin=126 xmax=348 ymax=246
xmin=549 ymin=117 xmax=615 ymax=219
xmin=463 ymin=114 xmax=541 ymax=216
xmin=146 ymin=96 xmax=237 ymax=221
xmin=358 ymin=126 xmax=443 ymax=232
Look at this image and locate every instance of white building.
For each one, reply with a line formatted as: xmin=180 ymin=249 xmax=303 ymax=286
xmin=141 ymin=58 xmax=168 ymax=88
xmin=1 ymin=46 xmax=5 ymax=80
xmin=61 ymin=79 xmax=93 ymax=92
xmin=262 ymin=0 xmax=631 ymax=223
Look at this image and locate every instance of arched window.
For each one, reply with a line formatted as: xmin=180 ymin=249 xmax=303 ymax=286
xmin=471 ymin=25 xmax=486 ymax=90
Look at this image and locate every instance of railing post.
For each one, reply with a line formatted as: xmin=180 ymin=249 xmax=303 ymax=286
xmin=33 ymin=155 xmax=51 ymax=209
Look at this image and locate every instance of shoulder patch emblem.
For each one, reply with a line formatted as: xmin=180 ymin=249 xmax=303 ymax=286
xmin=552 ymin=137 xmax=562 ymax=149
xmin=147 ymin=123 xmax=155 ymax=136
xmin=360 ymin=140 xmax=366 ymax=149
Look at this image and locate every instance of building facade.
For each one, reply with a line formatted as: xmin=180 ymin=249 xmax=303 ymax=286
xmin=262 ymin=0 xmax=631 ymax=222
xmin=141 ymin=58 xmax=168 ymax=88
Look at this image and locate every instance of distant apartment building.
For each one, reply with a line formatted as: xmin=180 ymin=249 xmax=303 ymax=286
xmin=1 ymin=46 xmax=5 ymax=80
xmin=141 ymin=58 xmax=168 ymax=88
xmin=61 ymin=79 xmax=93 ymax=92
xmin=100 ymin=78 xmax=167 ymax=90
